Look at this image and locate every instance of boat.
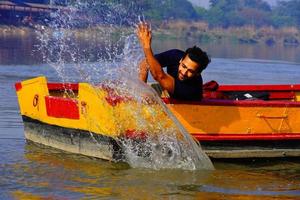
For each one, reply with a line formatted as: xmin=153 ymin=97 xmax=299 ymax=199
xmin=15 ymin=76 xmax=300 ymax=159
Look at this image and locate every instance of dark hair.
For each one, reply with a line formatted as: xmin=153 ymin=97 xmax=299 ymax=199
xmin=183 ymin=46 xmax=211 ymax=72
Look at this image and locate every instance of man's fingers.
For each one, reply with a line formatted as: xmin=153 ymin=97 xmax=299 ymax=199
xmin=137 ymin=22 xmax=150 ymax=31
xmin=135 ymin=21 xmax=151 ymax=40
xmin=143 ymin=22 xmax=149 ymax=30
xmin=140 ymin=23 xmax=147 ymax=31
xmin=138 ymin=23 xmax=145 ymax=32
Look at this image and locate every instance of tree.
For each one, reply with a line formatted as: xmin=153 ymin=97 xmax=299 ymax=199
xmin=144 ymin=0 xmax=198 ymax=20
xmin=244 ymin=0 xmax=271 ymax=11
xmin=273 ymin=0 xmax=300 ymax=27
xmin=239 ymin=8 xmax=271 ymax=27
xmin=208 ymin=0 xmax=272 ymax=27
xmin=194 ymin=6 xmax=209 ymax=20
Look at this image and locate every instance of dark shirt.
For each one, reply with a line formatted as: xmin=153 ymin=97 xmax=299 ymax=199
xmin=155 ymin=49 xmax=203 ymax=100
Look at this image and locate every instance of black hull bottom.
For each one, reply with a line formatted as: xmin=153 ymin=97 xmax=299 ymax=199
xmin=202 ymin=140 xmax=300 ymax=158
xmin=22 ymin=116 xmax=123 ymax=161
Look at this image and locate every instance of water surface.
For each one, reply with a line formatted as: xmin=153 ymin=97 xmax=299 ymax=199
xmin=1 ymin=35 xmax=300 ymax=199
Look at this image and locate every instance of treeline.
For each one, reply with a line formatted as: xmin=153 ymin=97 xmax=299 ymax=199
xmin=195 ymin=0 xmax=300 ymax=28
xmin=98 ymin=0 xmax=300 ymax=28
xmin=3 ymin=0 xmax=298 ymax=29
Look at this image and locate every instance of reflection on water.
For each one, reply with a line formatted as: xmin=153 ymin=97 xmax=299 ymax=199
xmin=0 ymin=33 xmax=299 ymax=65
xmin=2 ymin=141 xmax=299 ymax=199
xmin=0 ymin=34 xmax=39 ymax=65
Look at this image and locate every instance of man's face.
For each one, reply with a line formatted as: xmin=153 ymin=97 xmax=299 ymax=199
xmin=178 ymin=55 xmax=200 ymax=81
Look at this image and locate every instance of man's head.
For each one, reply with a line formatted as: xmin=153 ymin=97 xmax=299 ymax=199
xmin=178 ymin=46 xmax=210 ymax=81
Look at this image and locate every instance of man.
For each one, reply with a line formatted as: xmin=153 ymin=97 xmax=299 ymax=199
xmin=137 ymin=22 xmax=210 ymax=100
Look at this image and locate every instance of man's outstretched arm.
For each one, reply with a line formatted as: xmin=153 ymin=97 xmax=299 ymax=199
xmin=136 ymin=22 xmax=174 ymax=93
xmin=139 ymin=59 xmax=149 ymax=82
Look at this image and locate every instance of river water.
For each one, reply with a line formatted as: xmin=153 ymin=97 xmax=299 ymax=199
xmin=1 ymin=33 xmax=300 ymax=199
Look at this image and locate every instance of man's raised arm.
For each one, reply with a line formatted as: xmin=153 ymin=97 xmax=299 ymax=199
xmin=136 ymin=22 xmax=174 ymax=93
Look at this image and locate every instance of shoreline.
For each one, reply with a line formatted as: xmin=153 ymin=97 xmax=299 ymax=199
xmin=1 ymin=23 xmax=299 ymax=47
xmin=155 ymin=21 xmax=300 ymax=47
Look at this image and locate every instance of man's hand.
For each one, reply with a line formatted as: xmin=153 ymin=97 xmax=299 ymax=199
xmin=136 ymin=21 xmax=175 ymax=94
xmin=136 ymin=22 xmax=152 ymax=50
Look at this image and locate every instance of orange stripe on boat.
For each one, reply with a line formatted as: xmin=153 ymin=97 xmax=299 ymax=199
xmin=45 ymin=96 xmax=79 ymax=119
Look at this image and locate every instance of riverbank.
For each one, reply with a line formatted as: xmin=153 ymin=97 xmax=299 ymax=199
xmin=1 ymin=22 xmax=299 ymax=47
xmin=155 ymin=21 xmax=300 ymax=46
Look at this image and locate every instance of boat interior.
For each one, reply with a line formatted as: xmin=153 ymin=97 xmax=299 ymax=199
xmin=151 ymin=81 xmax=300 ymax=102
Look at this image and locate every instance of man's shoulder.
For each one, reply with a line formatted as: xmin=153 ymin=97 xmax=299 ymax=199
xmin=155 ymin=49 xmax=184 ymax=67
xmin=159 ymin=49 xmax=184 ymax=57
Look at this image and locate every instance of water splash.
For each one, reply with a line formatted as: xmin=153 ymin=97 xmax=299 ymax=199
xmin=35 ymin=0 xmax=213 ymax=170
xmin=109 ymin=75 xmax=213 ymax=170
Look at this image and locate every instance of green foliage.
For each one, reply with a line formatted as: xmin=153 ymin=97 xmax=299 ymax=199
xmin=68 ymin=0 xmax=300 ymax=28
xmin=142 ymin=0 xmax=197 ymax=20
xmin=207 ymin=0 xmax=273 ymax=27
xmin=273 ymin=0 xmax=300 ymax=27
xmin=244 ymin=0 xmax=271 ymax=11
xmin=194 ymin=6 xmax=208 ymax=20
